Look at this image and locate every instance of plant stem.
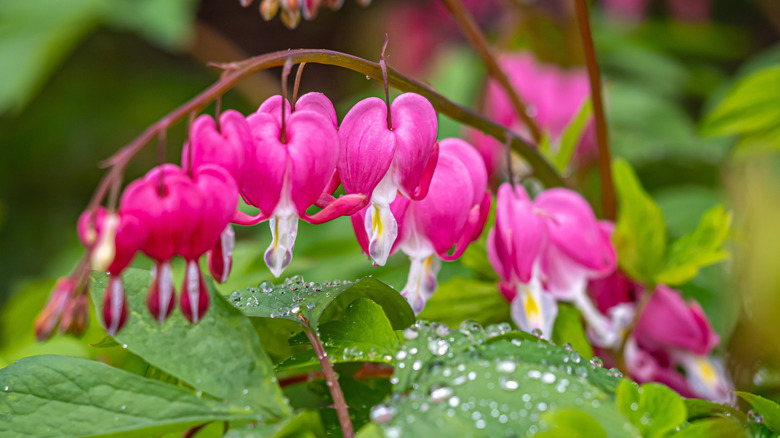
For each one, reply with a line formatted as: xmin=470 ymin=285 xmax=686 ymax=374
xmin=573 ymin=0 xmax=616 ymax=221
xmin=299 ymin=314 xmax=353 ymax=438
xmin=86 ymin=49 xmax=565 ymax=212
xmin=438 ymin=0 xmax=543 ymax=144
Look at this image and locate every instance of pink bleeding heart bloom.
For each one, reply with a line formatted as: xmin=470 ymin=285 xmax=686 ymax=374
xmin=472 ymin=53 xmax=595 ymax=181
xmin=121 ymin=164 xmax=238 ymax=324
xmin=353 ymin=138 xmax=490 ymax=313
xmin=487 ymin=183 xmax=616 ymax=340
xmin=339 ymin=92 xmax=439 ymax=266
xmin=626 ymin=285 xmax=732 ymax=403
xmin=239 ymin=93 xmax=364 ymax=277
xmin=77 ymin=207 xmax=148 ymax=335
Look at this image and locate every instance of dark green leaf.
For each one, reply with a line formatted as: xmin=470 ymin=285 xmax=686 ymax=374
xmin=735 ymin=391 xmax=780 ymax=432
xmin=418 ymin=278 xmax=510 ymax=328
xmin=656 ymin=205 xmax=731 ymax=285
xmin=0 ymin=355 xmax=257 ymax=438
xmin=684 ymin=398 xmax=745 ymax=422
xmin=616 ymin=380 xmax=686 ymax=438
xmin=613 ymin=159 xmax=667 ymax=284
xmin=223 ymin=411 xmax=325 ymax=438
xmin=90 ymin=269 xmax=290 ymax=419
xmin=231 ymin=277 xmax=414 ymax=331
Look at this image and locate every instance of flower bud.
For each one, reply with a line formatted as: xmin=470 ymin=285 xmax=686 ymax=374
xmin=103 ymin=276 xmax=128 ymax=336
xmin=280 ymin=4 xmax=301 ymax=29
xmin=208 ymin=225 xmax=235 ymax=284
xmin=180 ymin=261 xmax=210 ymax=324
xmin=34 ymin=277 xmax=75 ymax=341
xmin=147 ymin=261 xmax=176 ymax=323
xmin=260 ymin=0 xmax=280 ymax=20
xmin=59 ymin=292 xmax=90 ymax=336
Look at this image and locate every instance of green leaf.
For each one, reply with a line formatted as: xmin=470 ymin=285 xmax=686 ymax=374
xmin=0 ymin=355 xmax=258 ymax=438
xmin=670 ymin=418 xmax=748 ymax=438
xmin=552 ymin=304 xmax=594 ymax=361
xmin=735 ymin=391 xmax=780 ymax=432
xmin=613 ymin=159 xmax=668 ymax=284
xmin=702 ymin=66 xmax=780 ymax=138
xmin=616 ymin=380 xmax=686 ymax=438
xmin=375 ymin=322 xmax=634 ymax=437
xmin=103 ymin=0 xmax=197 ymax=50
xmin=231 ymin=277 xmax=414 ymax=331
xmin=554 ymin=100 xmax=593 ymax=173
xmin=684 ymin=398 xmax=745 ymax=423
xmin=418 ymin=278 xmax=510 ymax=328
xmin=656 ymin=205 xmax=732 ymax=285
xmin=536 ymin=409 xmax=607 ymax=438
xmin=223 ymin=411 xmax=326 ymax=438
xmin=90 ymin=269 xmax=290 ymax=419
xmin=277 ymin=298 xmax=398 ymax=372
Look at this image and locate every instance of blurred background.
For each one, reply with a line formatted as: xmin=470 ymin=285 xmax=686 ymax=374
xmin=1 ymin=0 xmax=779 ymax=400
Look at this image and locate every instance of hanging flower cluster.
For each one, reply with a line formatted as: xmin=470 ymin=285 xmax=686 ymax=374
xmin=240 ymin=0 xmax=372 ymax=29
xmin=60 ymin=87 xmax=490 ymax=334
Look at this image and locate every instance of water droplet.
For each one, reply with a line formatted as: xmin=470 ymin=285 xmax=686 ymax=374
xmin=396 ymin=350 xmax=408 ymax=360
xmin=370 ymin=404 xmax=395 ymax=423
xmin=527 ymin=370 xmax=542 ymax=379
xmin=121 ymin=344 xmax=128 ymax=349
xmin=475 ymin=419 xmax=486 ymax=429
xmin=563 ymin=343 xmax=573 ymax=352
xmin=432 ymin=323 xmax=449 ymax=337
xmin=245 ymin=295 xmax=259 ymax=307
xmin=448 ymin=396 xmax=460 ymax=407
xmin=630 ymin=402 xmax=639 ymax=411
xmin=590 ymin=357 xmax=604 ymax=367
xmin=385 ymin=426 xmax=401 ymax=438
xmin=541 ymin=372 xmax=556 ymax=384
xmin=452 ymin=375 xmax=467 ymax=386
xmin=500 ymin=377 xmax=519 ymax=390
xmin=290 ymin=305 xmax=300 ymax=314
xmin=496 ymin=360 xmax=516 ymax=374
xmin=258 ymin=280 xmax=274 ymax=293
xmin=531 ymin=328 xmax=543 ymax=338
xmin=230 ymin=291 xmax=241 ymax=302
xmin=290 ymin=274 xmax=304 ymax=284
xmin=428 ymin=339 xmax=449 ymax=356
xmin=412 ymin=360 xmax=422 ymax=371
xmin=289 ymin=284 xmax=299 ymax=291
xmin=311 ymin=283 xmax=322 ymax=292
xmin=242 ymin=389 xmax=249 ymax=395
xmin=120 ymin=405 xmax=126 ymax=410
xmin=430 ymin=386 xmax=453 ymax=403
xmin=609 ymin=367 xmax=623 ymax=378
xmin=749 ymin=410 xmax=765 ymax=423
xmin=403 ymin=328 xmax=419 ymax=340
xmin=306 ymin=302 xmax=316 ymax=310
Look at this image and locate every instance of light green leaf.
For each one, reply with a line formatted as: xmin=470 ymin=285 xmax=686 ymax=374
xmin=670 ymin=418 xmax=748 ymax=438
xmin=90 ymin=269 xmax=290 ymax=419
xmin=552 ymin=304 xmax=594 ymax=361
xmin=702 ymin=66 xmax=780 ymax=138
xmin=277 ymin=298 xmax=398 ymax=372
xmin=418 ymin=277 xmax=510 ymax=328
xmin=536 ymin=409 xmax=607 ymax=438
xmin=616 ymin=380 xmax=686 ymax=438
xmin=223 ymin=411 xmax=325 ymax=438
xmin=613 ymin=159 xmax=668 ymax=284
xmin=231 ymin=277 xmax=414 ymax=331
xmin=735 ymin=391 xmax=780 ymax=432
xmin=656 ymin=205 xmax=732 ymax=285
xmin=684 ymin=398 xmax=745 ymax=423
xmin=554 ymin=100 xmax=593 ymax=173
xmin=0 ymin=355 xmax=258 ymax=438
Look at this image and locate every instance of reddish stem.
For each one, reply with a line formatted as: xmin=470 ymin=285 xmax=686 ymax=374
xmin=298 ymin=314 xmax=354 ymax=438
xmin=574 ymin=0 xmax=616 ymax=220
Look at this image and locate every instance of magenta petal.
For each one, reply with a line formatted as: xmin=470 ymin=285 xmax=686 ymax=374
xmin=286 ymin=111 xmax=340 ymax=215
xmin=303 ymin=193 xmax=367 ymax=224
xmin=232 ymin=209 xmax=268 ymax=226
xmin=338 ymin=97 xmax=396 ymax=196
xmin=185 ymin=110 xmax=250 ymax=184
xmin=408 ymin=141 xmax=439 ymax=201
xmin=494 ymin=183 xmax=544 ymax=283
xmin=389 ymin=93 xmax=438 ymax=198
xmin=439 ymin=138 xmax=488 ymax=205
xmin=296 ymin=92 xmax=338 ymax=128
xmin=243 ymin=112 xmax=287 ymax=216
xmin=257 ymin=95 xmax=291 ymax=122
xmin=535 ymin=188 xmax=615 ymax=272
xmin=182 ymin=165 xmax=239 ymax=259
xmin=351 ymin=197 xmax=410 ymax=258
xmin=438 ymin=191 xmax=491 ymax=261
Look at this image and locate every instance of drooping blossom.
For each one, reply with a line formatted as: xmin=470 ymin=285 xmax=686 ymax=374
xmin=186 ymin=93 xmax=364 ymax=278
xmin=487 ymin=183 xmax=616 ymax=341
xmin=119 ymin=164 xmax=239 ymax=325
xmin=352 ymin=138 xmax=490 ymax=313
xmin=593 ymin=279 xmax=733 ymax=403
xmin=34 ymin=277 xmax=78 ymax=340
xmin=471 ymin=53 xmax=595 ymax=181
xmin=339 ymin=93 xmax=439 ymax=266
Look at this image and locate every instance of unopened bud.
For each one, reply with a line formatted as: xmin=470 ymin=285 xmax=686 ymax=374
xmin=34 ymin=277 xmax=75 ymax=341
xmin=301 ymin=0 xmax=321 ymax=20
xmin=324 ymin=0 xmax=344 ymax=11
xmin=103 ymin=276 xmax=128 ymax=336
xmin=180 ymin=261 xmax=210 ymax=324
xmin=92 ymin=213 xmax=119 ymax=272
xmin=260 ymin=0 xmax=280 ymax=20
xmin=239 ymin=0 xmax=254 ymax=6
xmin=355 ymin=0 xmax=371 ymax=6
xmin=60 ymin=292 xmax=90 ymax=336
xmin=280 ymin=1 xmax=302 ymax=28
xmin=147 ymin=261 xmax=176 ymax=323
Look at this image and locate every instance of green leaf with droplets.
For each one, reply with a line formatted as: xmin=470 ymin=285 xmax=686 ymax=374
xmin=551 ymin=304 xmax=594 ymax=362
xmin=0 ymin=355 xmax=260 ymax=438
xmin=536 ymin=409 xmax=607 ymax=438
xmin=276 ymin=298 xmax=399 ymax=373
xmin=417 ymin=277 xmax=510 ymax=328
xmin=670 ymin=417 xmax=748 ymax=438
xmin=735 ymin=392 xmax=780 ymax=432
xmin=222 ymin=410 xmax=326 ymax=437
xmin=230 ymin=276 xmax=414 ymax=330
xmin=90 ymin=268 xmax=290 ymax=419
xmin=616 ymin=380 xmax=686 ymax=438
xmin=375 ymin=322 xmax=634 ymax=437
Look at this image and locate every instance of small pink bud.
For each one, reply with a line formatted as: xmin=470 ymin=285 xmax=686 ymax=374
xmin=147 ymin=261 xmax=176 ymax=323
xmin=279 ymin=1 xmax=301 ymax=28
xmin=260 ymin=0 xmax=280 ymax=20
xmin=180 ymin=261 xmax=210 ymax=324
xmin=324 ymin=0 xmax=343 ymax=10
xmin=35 ymin=277 xmax=75 ymax=341
xmin=301 ymin=0 xmax=321 ymax=20
xmin=240 ymin=0 xmax=254 ymax=7
xmin=208 ymin=225 xmax=235 ymax=284
xmin=103 ymin=276 xmax=129 ymax=336
xmin=59 ymin=292 xmax=90 ymax=336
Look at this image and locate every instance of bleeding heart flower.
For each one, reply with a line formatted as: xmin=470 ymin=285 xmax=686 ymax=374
xmin=352 ymin=138 xmax=489 ymax=313
xmin=488 ymin=183 xmax=616 ymax=340
xmin=339 ymin=93 xmax=439 ymax=266
xmin=239 ymin=94 xmax=364 ymax=277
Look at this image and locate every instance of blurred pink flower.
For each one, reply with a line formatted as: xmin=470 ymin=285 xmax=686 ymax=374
xmin=473 ymin=53 xmax=596 ymax=180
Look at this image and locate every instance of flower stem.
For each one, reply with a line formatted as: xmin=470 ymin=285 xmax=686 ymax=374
xmin=573 ymin=0 xmax=616 ymax=220
xmin=86 ymin=48 xmax=565 ymax=213
xmin=438 ymin=0 xmax=543 ymax=144
xmin=299 ymin=314 xmax=354 ymax=438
